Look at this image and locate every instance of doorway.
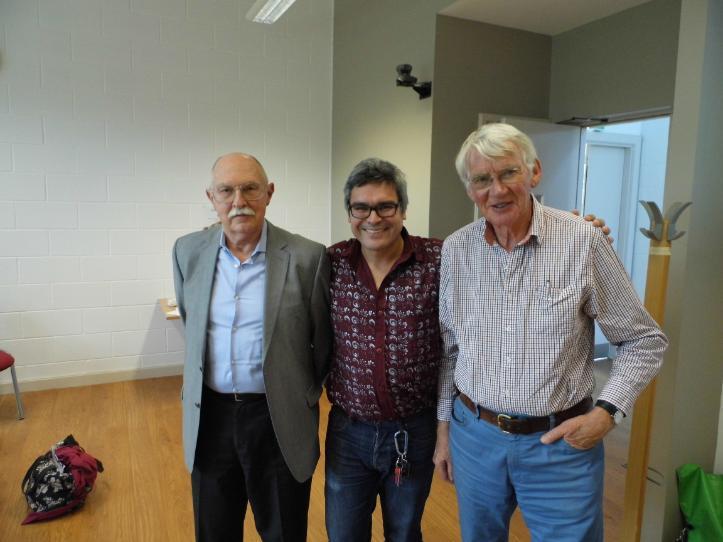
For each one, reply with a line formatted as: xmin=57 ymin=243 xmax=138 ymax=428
xmin=579 ymin=117 xmax=671 ymax=358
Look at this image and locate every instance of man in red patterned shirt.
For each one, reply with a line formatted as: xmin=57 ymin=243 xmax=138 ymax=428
xmin=325 ymin=158 xmax=441 ymax=542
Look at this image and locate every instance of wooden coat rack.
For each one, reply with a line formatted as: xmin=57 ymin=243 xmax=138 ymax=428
xmin=621 ymin=200 xmax=692 ymax=542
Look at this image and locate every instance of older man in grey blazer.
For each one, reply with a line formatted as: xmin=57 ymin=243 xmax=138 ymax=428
xmin=172 ymin=153 xmax=331 ymax=542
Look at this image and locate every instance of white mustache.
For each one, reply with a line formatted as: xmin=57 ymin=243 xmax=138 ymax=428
xmin=228 ymin=207 xmax=256 ymax=218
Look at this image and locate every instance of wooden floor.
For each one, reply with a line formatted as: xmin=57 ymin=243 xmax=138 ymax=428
xmin=0 ymin=377 xmax=628 ymax=541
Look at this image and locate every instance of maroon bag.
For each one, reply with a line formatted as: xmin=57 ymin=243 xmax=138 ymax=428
xmin=21 ymin=435 xmax=104 ymax=525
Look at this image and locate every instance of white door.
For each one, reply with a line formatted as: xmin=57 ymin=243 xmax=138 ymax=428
xmin=578 ymin=130 xmax=642 ymax=357
xmin=578 ymin=130 xmax=641 ymax=272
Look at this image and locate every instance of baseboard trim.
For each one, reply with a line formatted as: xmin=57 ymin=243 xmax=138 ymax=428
xmin=0 ymin=364 xmax=183 ymax=395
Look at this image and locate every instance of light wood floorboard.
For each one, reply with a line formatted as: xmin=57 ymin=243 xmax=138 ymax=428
xmin=0 ymin=377 xmax=626 ymax=541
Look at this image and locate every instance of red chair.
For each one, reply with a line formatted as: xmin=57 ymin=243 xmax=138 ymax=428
xmin=0 ymin=350 xmax=25 ymax=419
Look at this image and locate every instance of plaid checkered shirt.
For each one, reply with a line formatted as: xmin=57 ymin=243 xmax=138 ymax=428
xmin=437 ymin=198 xmax=667 ymax=421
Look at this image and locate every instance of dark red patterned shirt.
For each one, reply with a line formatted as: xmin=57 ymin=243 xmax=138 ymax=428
xmin=326 ymin=229 xmax=443 ymax=421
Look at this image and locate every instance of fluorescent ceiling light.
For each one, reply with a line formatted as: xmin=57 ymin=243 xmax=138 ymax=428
xmin=246 ymin=0 xmax=297 ymax=24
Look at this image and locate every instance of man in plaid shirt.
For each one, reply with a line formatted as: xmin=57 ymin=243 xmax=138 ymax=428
xmin=433 ymin=123 xmax=667 ymax=542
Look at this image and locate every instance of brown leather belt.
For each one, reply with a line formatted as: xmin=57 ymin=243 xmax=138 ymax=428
xmin=203 ymin=386 xmax=266 ymax=403
xmin=458 ymin=393 xmax=592 ymax=434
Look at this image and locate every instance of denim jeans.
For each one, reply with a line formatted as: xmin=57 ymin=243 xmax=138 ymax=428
xmin=449 ymin=396 xmax=605 ymax=542
xmin=324 ymin=405 xmax=437 ymax=542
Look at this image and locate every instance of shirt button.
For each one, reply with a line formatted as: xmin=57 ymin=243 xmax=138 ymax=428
xmin=376 ymin=348 xmax=382 ymax=353
xmin=506 ymin=357 xmax=511 ymax=363
xmin=235 ymin=295 xmax=240 ymax=301
xmin=505 ymin=325 xmax=512 ymax=332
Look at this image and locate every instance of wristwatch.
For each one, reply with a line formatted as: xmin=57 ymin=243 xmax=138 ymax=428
xmin=595 ymin=400 xmax=625 ymax=425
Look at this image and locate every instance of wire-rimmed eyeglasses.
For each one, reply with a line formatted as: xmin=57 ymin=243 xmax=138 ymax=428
xmin=468 ymin=167 xmax=523 ymax=192
xmin=209 ymin=183 xmax=267 ymax=203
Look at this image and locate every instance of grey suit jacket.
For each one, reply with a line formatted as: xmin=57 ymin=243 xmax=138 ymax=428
xmin=172 ymin=221 xmax=331 ymax=482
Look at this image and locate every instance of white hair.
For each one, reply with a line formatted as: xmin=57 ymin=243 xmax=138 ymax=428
xmin=455 ymin=123 xmax=538 ymax=187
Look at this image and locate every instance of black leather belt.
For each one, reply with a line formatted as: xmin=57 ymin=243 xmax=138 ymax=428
xmin=203 ymin=386 xmax=266 ymax=403
xmin=458 ymin=394 xmax=592 ymax=434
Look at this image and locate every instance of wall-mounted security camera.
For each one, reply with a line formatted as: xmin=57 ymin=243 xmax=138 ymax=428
xmin=395 ymin=64 xmax=431 ymax=100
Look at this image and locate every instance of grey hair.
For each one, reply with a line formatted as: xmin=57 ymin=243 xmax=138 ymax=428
xmin=343 ymin=158 xmax=409 ymax=213
xmin=455 ymin=123 xmax=538 ymax=187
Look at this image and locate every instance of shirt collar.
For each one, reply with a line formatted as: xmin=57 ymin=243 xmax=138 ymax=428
xmin=528 ymin=195 xmax=545 ymax=244
xmin=218 ymin=220 xmax=268 ymax=261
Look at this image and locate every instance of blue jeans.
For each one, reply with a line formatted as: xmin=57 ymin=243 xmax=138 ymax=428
xmin=324 ymin=405 xmax=437 ymax=542
xmin=450 ymin=397 xmax=604 ymax=542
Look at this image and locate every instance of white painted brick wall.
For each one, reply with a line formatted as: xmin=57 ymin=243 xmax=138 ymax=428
xmin=137 ymin=305 xmax=177 ymax=330
xmin=0 ymin=313 xmax=21 ymax=340
xmin=21 ymin=309 xmax=83 ymax=338
xmin=0 ymin=285 xmax=51 ymax=311
xmin=0 ymin=259 xmax=18 ymax=284
xmin=142 ymin=350 xmax=184 ymax=368
xmin=0 ymin=143 xmax=12 ymax=171
xmin=50 ymin=230 xmax=109 ymax=256
xmin=78 ymin=204 xmax=138 ymax=230
xmin=15 ymin=202 xmax=78 ymax=229
xmin=166 ymin=326 xmax=186 ymax=352
xmin=82 ymin=307 xmax=139 ymax=334
xmin=110 ymin=230 xmax=164 ymax=255
xmin=0 ymin=0 xmax=332 ymax=387
xmin=112 ymin=329 xmax=167 ymax=357
xmin=111 ymin=280 xmax=166 ymax=306
xmin=52 ymin=283 xmax=112 ymax=309
xmin=0 ymin=231 xmax=50 ymax=256
xmin=18 ymin=257 xmax=81 ymax=284
xmin=81 ymin=256 xmax=138 ymax=282
xmin=0 ymin=203 xmax=15 ymax=228
xmin=47 ymin=174 xmax=108 ymax=202
xmin=0 ymin=173 xmax=46 ymax=201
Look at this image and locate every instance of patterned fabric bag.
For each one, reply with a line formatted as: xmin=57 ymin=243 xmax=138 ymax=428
xmin=21 ymin=434 xmax=104 ymax=525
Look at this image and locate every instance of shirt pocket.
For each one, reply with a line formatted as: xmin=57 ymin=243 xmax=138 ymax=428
xmin=529 ymin=282 xmax=578 ymax=335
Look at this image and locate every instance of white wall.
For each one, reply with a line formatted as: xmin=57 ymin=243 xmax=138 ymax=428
xmin=0 ymin=0 xmax=333 ymax=390
xmin=332 ymin=0 xmax=451 ymax=243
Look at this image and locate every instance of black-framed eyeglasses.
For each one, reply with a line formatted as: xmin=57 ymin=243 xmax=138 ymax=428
xmin=210 ymin=183 xmax=266 ymax=203
xmin=348 ymin=202 xmax=400 ymax=219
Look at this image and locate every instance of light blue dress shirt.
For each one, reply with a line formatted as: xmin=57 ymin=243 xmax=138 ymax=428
xmin=205 ymin=222 xmax=267 ymax=393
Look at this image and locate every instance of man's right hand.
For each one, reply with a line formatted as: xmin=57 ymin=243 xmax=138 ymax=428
xmin=433 ymin=421 xmax=454 ymax=483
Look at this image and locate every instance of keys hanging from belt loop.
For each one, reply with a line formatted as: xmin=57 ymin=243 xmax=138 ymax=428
xmin=393 ymin=429 xmax=409 ymax=487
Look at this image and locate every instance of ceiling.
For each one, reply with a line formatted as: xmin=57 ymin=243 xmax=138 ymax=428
xmin=439 ymin=0 xmax=652 ymax=36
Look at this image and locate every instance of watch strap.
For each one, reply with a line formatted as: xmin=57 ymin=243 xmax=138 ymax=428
xmin=595 ymin=400 xmax=625 ymax=421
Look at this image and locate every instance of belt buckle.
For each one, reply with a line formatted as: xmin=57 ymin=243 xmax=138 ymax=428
xmin=496 ymin=413 xmax=513 ymax=434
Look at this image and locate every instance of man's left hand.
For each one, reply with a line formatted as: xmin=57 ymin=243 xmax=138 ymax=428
xmin=539 ymin=407 xmax=615 ymax=450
